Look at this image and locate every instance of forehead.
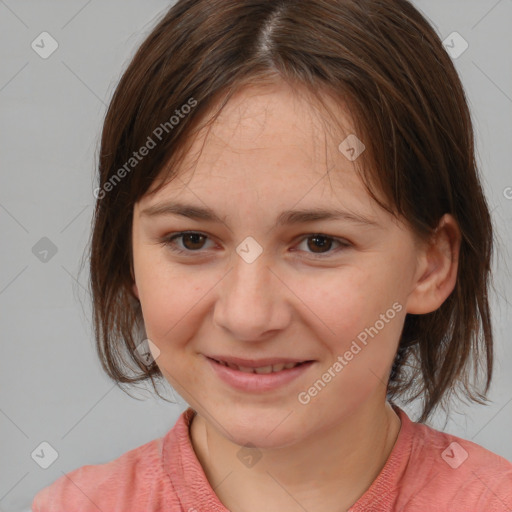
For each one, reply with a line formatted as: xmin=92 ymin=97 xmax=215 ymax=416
xmin=141 ymin=80 xmax=379 ymax=216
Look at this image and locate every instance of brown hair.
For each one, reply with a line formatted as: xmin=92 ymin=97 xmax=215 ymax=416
xmin=87 ymin=0 xmax=494 ymax=422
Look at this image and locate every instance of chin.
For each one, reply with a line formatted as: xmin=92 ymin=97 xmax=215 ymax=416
xmin=202 ymin=399 xmax=311 ymax=449
xmin=231 ymin=423 xmax=305 ymax=450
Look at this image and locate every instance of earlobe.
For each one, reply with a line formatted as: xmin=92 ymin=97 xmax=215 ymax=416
xmin=406 ymin=214 xmax=461 ymax=315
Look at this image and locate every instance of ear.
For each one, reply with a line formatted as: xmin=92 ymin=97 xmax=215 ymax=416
xmin=406 ymin=214 xmax=461 ymax=314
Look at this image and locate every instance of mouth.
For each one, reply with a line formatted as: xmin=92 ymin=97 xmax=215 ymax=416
xmin=205 ymin=355 xmax=315 ymax=392
xmin=208 ymin=357 xmax=309 ymax=374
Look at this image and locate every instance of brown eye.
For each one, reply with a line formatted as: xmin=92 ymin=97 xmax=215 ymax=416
xmin=294 ymin=234 xmax=350 ymax=258
xmin=180 ymin=233 xmax=207 ymax=251
xmin=306 ymin=235 xmax=335 ymax=254
xmin=161 ymin=232 xmax=214 ymax=254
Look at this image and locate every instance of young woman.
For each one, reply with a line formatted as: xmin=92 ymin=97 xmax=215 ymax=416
xmin=33 ymin=0 xmax=512 ymax=510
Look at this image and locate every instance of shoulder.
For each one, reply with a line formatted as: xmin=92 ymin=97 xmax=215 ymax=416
xmin=31 ymin=435 xmax=165 ymax=512
xmin=398 ymin=408 xmax=512 ymax=511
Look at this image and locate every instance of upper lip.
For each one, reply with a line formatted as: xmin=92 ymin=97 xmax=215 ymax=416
xmin=207 ymin=355 xmax=313 ymax=368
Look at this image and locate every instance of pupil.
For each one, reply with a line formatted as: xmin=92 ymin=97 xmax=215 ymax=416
xmin=308 ymin=235 xmax=331 ymax=253
xmin=184 ymin=233 xmax=204 ymax=250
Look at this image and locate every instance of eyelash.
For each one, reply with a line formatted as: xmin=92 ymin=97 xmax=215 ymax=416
xmin=159 ymin=231 xmax=351 ymax=259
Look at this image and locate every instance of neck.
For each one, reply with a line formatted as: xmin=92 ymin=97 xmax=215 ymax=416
xmin=190 ymin=398 xmax=401 ymax=512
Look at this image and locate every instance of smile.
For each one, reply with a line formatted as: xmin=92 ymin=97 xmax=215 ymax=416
xmin=211 ymin=359 xmax=303 ymax=374
xmin=206 ymin=356 xmax=314 ymax=392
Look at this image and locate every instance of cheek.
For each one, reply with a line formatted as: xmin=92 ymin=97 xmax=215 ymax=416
xmin=133 ymin=249 xmax=211 ymax=345
xmin=301 ymin=272 xmax=367 ymax=337
xmin=302 ymin=265 xmax=405 ymax=385
xmin=299 ymin=265 xmax=397 ymax=347
xmin=134 ymin=263 xmax=215 ymax=387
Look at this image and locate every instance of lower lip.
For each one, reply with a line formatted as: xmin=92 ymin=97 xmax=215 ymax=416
xmin=206 ymin=357 xmax=314 ymax=392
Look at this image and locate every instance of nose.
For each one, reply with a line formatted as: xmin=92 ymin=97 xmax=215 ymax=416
xmin=212 ymin=250 xmax=291 ymax=342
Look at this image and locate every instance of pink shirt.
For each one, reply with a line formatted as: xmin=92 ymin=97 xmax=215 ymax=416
xmin=32 ymin=405 xmax=512 ymax=511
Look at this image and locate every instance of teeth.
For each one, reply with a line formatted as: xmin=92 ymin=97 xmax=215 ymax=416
xmin=238 ymin=365 xmax=256 ymax=373
xmin=215 ymin=359 xmax=303 ymax=373
xmin=254 ymin=365 xmax=273 ymax=374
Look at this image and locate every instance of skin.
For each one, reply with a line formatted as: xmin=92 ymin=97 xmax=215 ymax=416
xmin=131 ymin=80 xmax=461 ymax=512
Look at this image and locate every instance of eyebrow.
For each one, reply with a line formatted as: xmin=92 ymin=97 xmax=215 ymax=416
xmin=140 ymin=201 xmax=379 ymax=227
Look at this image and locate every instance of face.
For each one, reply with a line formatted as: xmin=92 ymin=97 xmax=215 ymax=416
xmin=131 ymin=81 xmax=423 ymax=448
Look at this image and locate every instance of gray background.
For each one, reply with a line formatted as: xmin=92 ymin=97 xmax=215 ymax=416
xmin=0 ymin=1 xmax=511 ymax=510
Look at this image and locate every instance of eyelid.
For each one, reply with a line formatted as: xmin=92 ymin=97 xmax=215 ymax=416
xmin=292 ymin=234 xmax=351 ymax=255
xmin=162 ymin=231 xmax=217 ymax=252
xmin=160 ymin=231 xmax=352 ymax=258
